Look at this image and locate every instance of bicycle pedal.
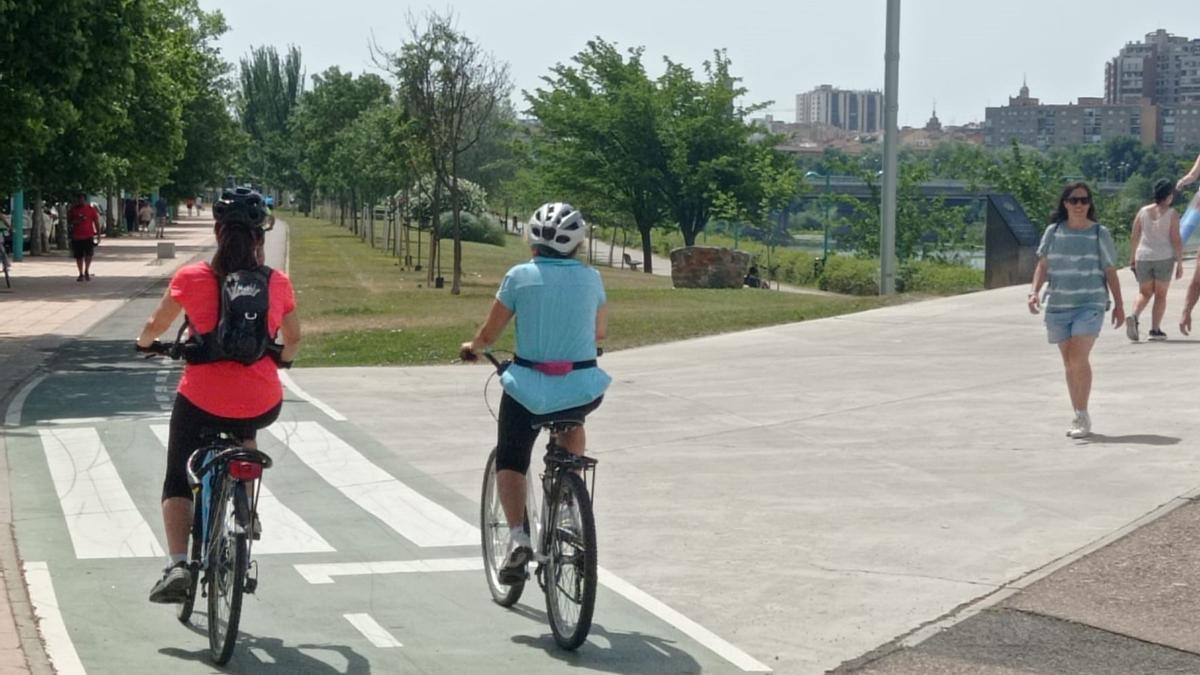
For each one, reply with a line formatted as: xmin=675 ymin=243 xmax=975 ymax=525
xmin=244 ymin=578 xmax=258 ymax=594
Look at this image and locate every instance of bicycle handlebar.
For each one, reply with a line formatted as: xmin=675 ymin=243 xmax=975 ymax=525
xmin=134 ymin=340 xmax=293 ymax=368
xmin=460 ymin=347 xmax=602 ymax=374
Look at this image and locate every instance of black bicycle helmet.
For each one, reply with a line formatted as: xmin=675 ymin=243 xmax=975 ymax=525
xmin=212 ymin=187 xmax=267 ymax=228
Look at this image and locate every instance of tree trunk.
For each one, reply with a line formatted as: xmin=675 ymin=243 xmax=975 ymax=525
xmin=54 ymin=202 xmax=68 ymax=250
xmin=451 ymin=171 xmax=462 ymax=295
xmin=639 ymin=224 xmax=653 ymax=274
xmin=427 ymin=183 xmax=441 ymax=285
xmin=608 ymin=224 xmax=617 ymax=266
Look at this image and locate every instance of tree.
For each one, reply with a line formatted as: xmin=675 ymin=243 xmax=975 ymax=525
xmin=656 ymin=51 xmax=772 ymax=247
xmin=237 ymin=45 xmax=304 ymax=195
xmin=291 ymin=67 xmax=392 ymax=213
xmin=390 ymin=11 xmax=511 ymax=293
xmin=527 ymin=40 xmax=667 ymax=272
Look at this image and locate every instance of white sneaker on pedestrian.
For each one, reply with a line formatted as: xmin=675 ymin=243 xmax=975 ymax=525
xmin=1067 ymin=411 xmax=1091 ymax=439
xmin=1126 ymin=315 xmax=1139 ymax=342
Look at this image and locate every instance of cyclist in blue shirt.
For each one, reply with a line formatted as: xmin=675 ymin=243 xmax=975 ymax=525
xmin=461 ymin=202 xmax=610 ymax=583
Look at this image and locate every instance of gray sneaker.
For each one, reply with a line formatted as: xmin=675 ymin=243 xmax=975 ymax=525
xmin=1126 ymin=315 xmax=1140 ymax=342
xmin=148 ymin=562 xmax=191 ymax=604
xmin=1067 ymin=411 xmax=1092 ymax=439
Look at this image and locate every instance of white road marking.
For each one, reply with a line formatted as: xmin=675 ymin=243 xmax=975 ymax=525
xmin=269 ymin=421 xmax=477 ymax=547
xmin=38 ymin=428 xmax=163 ymax=559
xmin=4 ymin=373 xmax=46 ymax=427
xmin=149 ymin=425 xmax=334 ymax=554
xmin=25 ymin=562 xmax=87 ymax=675
xmin=250 ymin=648 xmax=276 ymax=663
xmin=598 ymin=568 xmax=772 ymax=673
xmin=294 ymin=557 xmax=482 ymax=584
xmin=278 ymin=371 xmax=347 ymax=421
xmin=293 ymin=556 xmax=770 ymax=671
xmin=37 ymin=417 xmax=112 ymax=426
xmin=344 ymin=613 xmax=403 ymax=648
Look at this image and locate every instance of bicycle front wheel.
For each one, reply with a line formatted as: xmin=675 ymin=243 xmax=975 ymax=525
xmin=207 ymin=478 xmax=248 ymax=665
xmin=481 ymin=449 xmax=524 ymax=606
xmin=544 ymin=472 xmax=597 ymax=650
xmin=176 ymin=504 xmax=202 ymax=624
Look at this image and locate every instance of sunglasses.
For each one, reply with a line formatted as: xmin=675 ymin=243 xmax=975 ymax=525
xmin=1066 ymin=196 xmax=1091 ymax=205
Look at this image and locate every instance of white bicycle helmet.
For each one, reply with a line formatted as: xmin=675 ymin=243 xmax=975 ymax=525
xmin=527 ymin=202 xmax=587 ymax=256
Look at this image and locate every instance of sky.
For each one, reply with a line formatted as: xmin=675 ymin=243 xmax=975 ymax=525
xmin=198 ymin=0 xmax=1192 ymax=128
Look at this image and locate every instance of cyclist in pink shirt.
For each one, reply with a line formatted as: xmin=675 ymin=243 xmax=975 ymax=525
xmin=135 ymin=189 xmax=301 ymax=603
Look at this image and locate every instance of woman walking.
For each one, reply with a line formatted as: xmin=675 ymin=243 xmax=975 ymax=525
xmin=1127 ymin=179 xmax=1183 ymax=341
xmin=1027 ymin=182 xmax=1125 ymax=438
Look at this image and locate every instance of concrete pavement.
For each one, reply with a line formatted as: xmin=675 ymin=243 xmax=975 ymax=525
xmin=7 ymin=215 xmax=1200 ymax=673
xmin=286 ymin=267 xmax=1200 ymax=674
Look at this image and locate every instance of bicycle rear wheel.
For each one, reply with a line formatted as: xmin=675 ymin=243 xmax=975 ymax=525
xmin=544 ymin=472 xmax=597 ymax=650
xmin=207 ymin=478 xmax=248 ymax=665
xmin=481 ymin=449 xmax=524 ymax=606
xmin=176 ymin=505 xmax=202 ymax=624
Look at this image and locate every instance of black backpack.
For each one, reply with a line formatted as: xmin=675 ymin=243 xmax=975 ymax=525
xmin=182 ymin=266 xmax=274 ymax=365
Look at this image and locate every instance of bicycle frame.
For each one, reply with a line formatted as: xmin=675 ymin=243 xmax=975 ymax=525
xmin=527 ymin=434 xmax=598 ymax=568
xmin=187 ymin=444 xmax=270 ymax=572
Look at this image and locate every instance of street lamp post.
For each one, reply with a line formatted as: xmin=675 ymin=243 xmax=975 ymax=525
xmin=879 ymin=0 xmax=901 ymax=294
xmin=805 ymin=171 xmax=832 ymax=261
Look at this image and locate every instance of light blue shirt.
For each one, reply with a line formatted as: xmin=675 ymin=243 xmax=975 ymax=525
xmin=1036 ymin=222 xmax=1116 ymax=312
xmin=496 ymin=257 xmax=611 ymax=414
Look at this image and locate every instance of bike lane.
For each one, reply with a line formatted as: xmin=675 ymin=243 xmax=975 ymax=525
xmin=3 ymin=225 xmax=763 ymax=674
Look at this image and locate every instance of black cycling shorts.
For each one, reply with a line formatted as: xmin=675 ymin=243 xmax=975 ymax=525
xmin=70 ymin=239 xmax=95 ymax=259
xmin=495 ymin=393 xmax=603 ymax=475
xmin=162 ymin=394 xmax=281 ymax=500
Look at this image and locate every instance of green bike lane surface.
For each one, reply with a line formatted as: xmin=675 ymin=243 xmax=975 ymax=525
xmin=5 ymin=290 xmax=746 ymax=674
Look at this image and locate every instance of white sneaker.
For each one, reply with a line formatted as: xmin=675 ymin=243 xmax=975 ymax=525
xmin=1126 ymin=315 xmax=1139 ymax=342
xmin=1067 ymin=411 xmax=1092 ymax=439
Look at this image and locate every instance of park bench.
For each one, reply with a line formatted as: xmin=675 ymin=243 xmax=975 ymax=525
xmin=623 ymin=252 xmax=641 ymax=271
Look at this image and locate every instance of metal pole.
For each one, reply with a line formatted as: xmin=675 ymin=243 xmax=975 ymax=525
xmin=879 ymin=0 xmax=901 ymax=294
xmin=11 ymin=191 xmax=24 ymax=261
xmin=823 ymin=174 xmax=831 ymax=261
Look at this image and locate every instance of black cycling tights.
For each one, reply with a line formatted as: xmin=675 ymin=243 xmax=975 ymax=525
xmin=495 ymin=393 xmax=602 ymax=475
xmin=162 ymin=394 xmax=281 ymax=500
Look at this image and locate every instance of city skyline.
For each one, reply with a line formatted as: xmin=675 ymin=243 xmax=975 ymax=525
xmin=199 ymin=0 xmax=1188 ymax=128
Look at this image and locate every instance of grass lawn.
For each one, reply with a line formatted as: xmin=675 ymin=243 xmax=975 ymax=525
xmin=286 ymin=213 xmax=894 ymax=366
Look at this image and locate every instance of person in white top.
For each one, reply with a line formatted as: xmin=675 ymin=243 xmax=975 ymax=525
xmin=1127 ymin=179 xmax=1183 ymax=341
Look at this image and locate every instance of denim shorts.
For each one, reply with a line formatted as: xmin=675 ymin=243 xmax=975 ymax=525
xmin=1045 ymin=306 xmax=1104 ymax=344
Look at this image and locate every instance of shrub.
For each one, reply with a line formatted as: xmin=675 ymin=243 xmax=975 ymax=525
xmin=898 ymin=260 xmax=983 ymax=295
xmin=820 ymin=255 xmax=879 ymax=295
xmin=774 ymin=249 xmax=819 ymax=286
xmin=437 ymin=211 xmax=505 ymax=246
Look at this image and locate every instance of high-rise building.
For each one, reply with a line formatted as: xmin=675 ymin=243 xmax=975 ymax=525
xmin=1105 ymin=29 xmax=1200 ymax=106
xmin=985 ymin=82 xmax=1157 ymax=150
xmin=795 ymin=85 xmax=883 ymax=133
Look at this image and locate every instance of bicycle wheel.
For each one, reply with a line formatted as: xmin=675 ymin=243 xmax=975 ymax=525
xmin=207 ymin=477 xmax=248 ymax=665
xmin=544 ymin=472 xmax=597 ymax=650
xmin=176 ymin=505 xmax=202 ymax=624
xmin=481 ymin=449 xmax=524 ymax=606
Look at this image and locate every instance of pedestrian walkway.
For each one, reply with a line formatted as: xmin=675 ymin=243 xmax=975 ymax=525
xmin=0 ymin=211 xmax=216 ymax=674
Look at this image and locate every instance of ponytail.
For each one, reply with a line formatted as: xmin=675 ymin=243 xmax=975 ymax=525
xmin=210 ymin=223 xmax=262 ymax=277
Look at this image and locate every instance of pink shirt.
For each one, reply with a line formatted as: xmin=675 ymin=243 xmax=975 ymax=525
xmin=169 ymin=262 xmax=296 ymax=418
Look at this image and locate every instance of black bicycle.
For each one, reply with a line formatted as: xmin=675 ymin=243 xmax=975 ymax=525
xmin=139 ymin=340 xmax=273 ymax=665
xmin=471 ymin=350 xmax=599 ymax=650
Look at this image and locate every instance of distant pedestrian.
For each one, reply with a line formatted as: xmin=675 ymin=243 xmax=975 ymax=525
xmin=1027 ymin=181 xmax=1125 ymax=438
xmin=124 ymin=197 xmax=138 ymax=233
xmin=185 ymin=197 xmax=194 ymax=217
xmin=154 ymin=195 xmax=169 ymax=238
xmin=138 ymin=200 xmax=153 ymax=235
xmin=1126 ymin=179 xmax=1183 ymax=342
xmin=68 ymin=192 xmax=100 ymax=281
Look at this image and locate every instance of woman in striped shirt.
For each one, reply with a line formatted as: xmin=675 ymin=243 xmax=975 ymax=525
xmin=1027 ymin=182 xmax=1125 ymax=438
